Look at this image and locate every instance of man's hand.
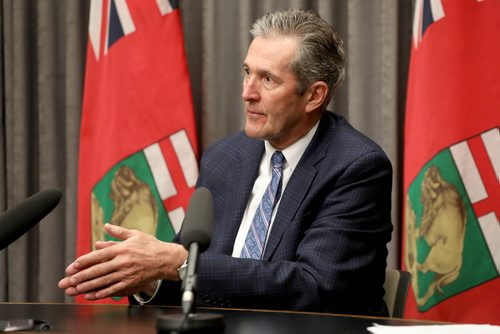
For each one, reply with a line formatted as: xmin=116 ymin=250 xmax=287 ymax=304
xmin=58 ymin=224 xmax=188 ymax=300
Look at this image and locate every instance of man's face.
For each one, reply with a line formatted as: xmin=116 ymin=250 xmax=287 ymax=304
xmin=242 ymin=36 xmax=311 ymax=149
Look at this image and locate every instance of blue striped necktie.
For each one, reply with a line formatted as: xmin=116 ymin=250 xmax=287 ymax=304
xmin=241 ymin=151 xmax=285 ymax=259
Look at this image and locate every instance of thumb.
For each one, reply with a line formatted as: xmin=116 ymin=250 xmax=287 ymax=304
xmin=104 ymin=223 xmax=136 ymax=241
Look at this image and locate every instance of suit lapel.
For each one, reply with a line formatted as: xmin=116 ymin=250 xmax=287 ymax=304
xmin=263 ymin=114 xmax=334 ymax=260
xmin=263 ymin=165 xmax=318 ymax=260
xmin=218 ymin=138 xmax=263 ymax=255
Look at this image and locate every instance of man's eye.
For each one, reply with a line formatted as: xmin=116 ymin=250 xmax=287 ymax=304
xmin=243 ymin=68 xmax=250 ymax=76
xmin=263 ymin=75 xmax=275 ymax=83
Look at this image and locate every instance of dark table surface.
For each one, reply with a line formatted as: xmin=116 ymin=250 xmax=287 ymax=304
xmin=0 ymin=302 xmax=437 ymax=334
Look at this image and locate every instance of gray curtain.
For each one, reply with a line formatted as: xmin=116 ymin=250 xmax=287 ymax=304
xmin=0 ymin=0 xmax=413 ymax=302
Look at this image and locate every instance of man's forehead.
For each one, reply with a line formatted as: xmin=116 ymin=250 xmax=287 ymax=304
xmin=244 ymin=36 xmax=298 ymax=70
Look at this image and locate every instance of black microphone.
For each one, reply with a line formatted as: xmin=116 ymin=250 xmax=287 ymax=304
xmin=180 ymin=186 xmax=213 ymax=315
xmin=157 ymin=187 xmax=224 ymax=334
xmin=0 ymin=188 xmax=63 ymax=250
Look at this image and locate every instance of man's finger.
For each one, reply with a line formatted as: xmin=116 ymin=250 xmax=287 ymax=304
xmin=78 ymin=271 xmax=132 ymax=299
xmin=73 ymin=272 xmax=115 ymax=295
xmin=104 ymin=224 xmax=136 ymax=241
xmin=69 ymin=258 xmax=121 ymax=291
xmin=95 ymin=240 xmax=118 ymax=250
xmin=64 ymin=262 xmax=81 ymax=276
xmin=58 ymin=276 xmax=72 ymax=289
xmin=84 ymin=292 xmax=97 ymax=301
xmin=68 ymin=244 xmax=116 ymax=273
xmin=64 ymin=286 xmax=79 ymax=297
xmin=93 ymin=280 xmax=130 ymax=300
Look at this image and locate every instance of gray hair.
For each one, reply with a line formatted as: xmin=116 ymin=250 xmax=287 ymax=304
xmin=250 ymin=9 xmax=346 ymax=108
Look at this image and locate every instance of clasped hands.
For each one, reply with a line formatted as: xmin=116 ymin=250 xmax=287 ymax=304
xmin=58 ymin=223 xmax=188 ymax=300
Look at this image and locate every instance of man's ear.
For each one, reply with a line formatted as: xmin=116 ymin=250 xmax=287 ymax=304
xmin=305 ymin=81 xmax=328 ymax=113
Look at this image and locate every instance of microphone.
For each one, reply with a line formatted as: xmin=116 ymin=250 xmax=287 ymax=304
xmin=0 ymin=188 xmax=63 ymax=250
xmin=180 ymin=186 xmax=213 ymax=315
xmin=157 ymin=187 xmax=224 ymax=334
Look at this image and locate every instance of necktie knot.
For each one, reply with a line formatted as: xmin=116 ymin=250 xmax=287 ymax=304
xmin=271 ymin=151 xmax=285 ymax=170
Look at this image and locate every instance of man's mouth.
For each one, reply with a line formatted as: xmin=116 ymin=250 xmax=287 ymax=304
xmin=246 ymin=107 xmax=264 ymax=116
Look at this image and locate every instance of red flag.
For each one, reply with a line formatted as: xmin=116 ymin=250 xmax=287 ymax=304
xmin=403 ymin=0 xmax=500 ymax=324
xmin=77 ymin=0 xmax=198 ymax=304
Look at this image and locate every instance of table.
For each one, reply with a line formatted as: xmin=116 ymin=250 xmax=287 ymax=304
xmin=0 ymin=303 xmax=436 ymax=334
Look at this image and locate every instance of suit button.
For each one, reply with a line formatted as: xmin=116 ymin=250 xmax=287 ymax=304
xmin=202 ymin=295 xmax=211 ymax=303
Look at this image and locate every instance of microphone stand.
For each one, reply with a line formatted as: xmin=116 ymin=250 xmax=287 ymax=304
xmin=156 ymin=243 xmax=224 ymax=334
xmin=181 ymin=243 xmax=199 ymax=315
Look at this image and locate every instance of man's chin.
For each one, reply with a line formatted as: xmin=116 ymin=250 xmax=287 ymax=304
xmin=244 ymin=127 xmax=266 ymax=140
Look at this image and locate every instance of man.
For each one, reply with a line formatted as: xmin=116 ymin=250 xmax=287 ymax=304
xmin=59 ymin=9 xmax=393 ymax=316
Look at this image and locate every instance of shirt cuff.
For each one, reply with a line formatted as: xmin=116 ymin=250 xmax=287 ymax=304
xmin=132 ymin=280 xmax=162 ymax=305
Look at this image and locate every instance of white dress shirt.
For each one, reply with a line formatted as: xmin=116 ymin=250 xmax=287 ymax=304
xmin=231 ymin=121 xmax=319 ymax=257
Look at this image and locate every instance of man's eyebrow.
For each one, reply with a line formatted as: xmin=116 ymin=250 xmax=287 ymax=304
xmin=242 ymin=64 xmax=278 ymax=78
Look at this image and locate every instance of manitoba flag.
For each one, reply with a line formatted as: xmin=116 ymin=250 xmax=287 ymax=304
xmin=403 ymin=0 xmax=500 ymax=324
xmin=77 ymin=0 xmax=198 ymax=303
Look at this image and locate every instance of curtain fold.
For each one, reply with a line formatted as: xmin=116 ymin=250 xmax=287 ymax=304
xmin=0 ymin=0 xmax=412 ymax=302
xmin=0 ymin=0 xmax=88 ymax=302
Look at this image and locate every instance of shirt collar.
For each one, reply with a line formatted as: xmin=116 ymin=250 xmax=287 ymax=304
xmin=264 ymin=121 xmax=320 ymax=172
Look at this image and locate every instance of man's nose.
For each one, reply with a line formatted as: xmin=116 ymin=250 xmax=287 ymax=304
xmin=242 ymin=77 xmax=260 ymax=102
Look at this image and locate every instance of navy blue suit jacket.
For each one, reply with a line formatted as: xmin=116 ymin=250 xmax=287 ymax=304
xmin=151 ymin=112 xmax=393 ymax=316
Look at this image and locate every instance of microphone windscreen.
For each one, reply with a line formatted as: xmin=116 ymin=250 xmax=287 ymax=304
xmin=180 ymin=187 xmax=213 ymax=252
xmin=0 ymin=188 xmax=63 ymax=250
